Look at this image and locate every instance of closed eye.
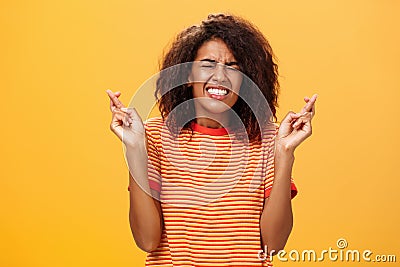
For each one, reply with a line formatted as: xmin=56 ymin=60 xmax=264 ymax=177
xmin=200 ymin=61 xmax=217 ymax=68
xmin=226 ymin=65 xmax=240 ymax=72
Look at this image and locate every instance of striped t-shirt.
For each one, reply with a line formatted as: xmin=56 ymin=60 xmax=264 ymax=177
xmin=142 ymin=117 xmax=297 ymax=267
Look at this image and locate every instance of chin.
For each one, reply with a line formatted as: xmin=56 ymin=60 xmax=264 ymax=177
xmin=195 ymin=98 xmax=233 ymax=114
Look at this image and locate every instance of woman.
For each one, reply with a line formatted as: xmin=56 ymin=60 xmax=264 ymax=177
xmin=107 ymin=14 xmax=317 ymax=266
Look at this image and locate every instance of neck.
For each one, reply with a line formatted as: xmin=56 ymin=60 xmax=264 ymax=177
xmin=195 ymin=117 xmax=227 ymax=128
xmin=193 ymin=101 xmax=232 ymax=128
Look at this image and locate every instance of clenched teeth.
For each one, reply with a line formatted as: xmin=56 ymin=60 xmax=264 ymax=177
xmin=206 ymin=88 xmax=228 ymax=95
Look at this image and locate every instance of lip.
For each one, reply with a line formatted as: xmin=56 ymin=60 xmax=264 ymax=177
xmin=203 ymin=84 xmax=231 ymax=100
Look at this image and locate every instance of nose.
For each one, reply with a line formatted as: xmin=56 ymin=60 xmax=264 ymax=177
xmin=211 ymin=63 xmax=227 ymax=83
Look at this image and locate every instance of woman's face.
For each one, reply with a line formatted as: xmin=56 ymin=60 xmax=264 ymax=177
xmin=189 ymin=38 xmax=243 ymax=117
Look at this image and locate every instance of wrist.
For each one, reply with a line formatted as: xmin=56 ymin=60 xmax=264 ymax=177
xmin=124 ymin=138 xmax=147 ymax=150
xmin=275 ymin=142 xmax=295 ymax=162
xmin=124 ymin=141 xmax=147 ymax=156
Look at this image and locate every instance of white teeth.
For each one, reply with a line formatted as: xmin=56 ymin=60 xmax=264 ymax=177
xmin=207 ymin=87 xmax=228 ymax=96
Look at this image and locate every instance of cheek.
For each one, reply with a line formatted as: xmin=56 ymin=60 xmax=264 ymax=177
xmin=231 ymin=75 xmax=243 ymax=94
xmin=190 ymin=70 xmax=210 ymax=84
xmin=230 ymin=93 xmax=239 ymax=106
xmin=192 ymin=83 xmax=204 ymax=98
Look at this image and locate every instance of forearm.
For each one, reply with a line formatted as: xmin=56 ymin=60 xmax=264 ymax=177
xmin=126 ymin=144 xmax=163 ymax=252
xmin=260 ymin=144 xmax=295 ymax=254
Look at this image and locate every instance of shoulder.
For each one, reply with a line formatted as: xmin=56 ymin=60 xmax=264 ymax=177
xmin=143 ymin=117 xmax=165 ymax=140
xmin=254 ymin=122 xmax=279 ymax=152
xmin=143 ymin=117 xmax=164 ymax=130
xmin=261 ymin=122 xmax=280 ymax=140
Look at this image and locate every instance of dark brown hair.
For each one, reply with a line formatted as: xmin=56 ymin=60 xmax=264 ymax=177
xmin=155 ymin=13 xmax=279 ymax=142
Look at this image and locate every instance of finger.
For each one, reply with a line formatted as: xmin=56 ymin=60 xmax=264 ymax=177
xmin=121 ymin=107 xmax=143 ymax=122
xmin=112 ymin=112 xmax=124 ymax=126
xmin=294 ymin=120 xmax=312 ymax=136
xmin=129 ymin=107 xmax=143 ymax=122
xmin=109 ymin=97 xmax=123 ymax=112
xmin=292 ymin=112 xmax=312 ymax=128
xmin=282 ymin=111 xmax=303 ymax=124
xmin=109 ymin=98 xmax=117 ymax=112
xmin=120 ymin=108 xmax=136 ymax=122
xmin=295 ymin=118 xmax=312 ymax=135
xmin=309 ymin=94 xmax=317 ymax=117
xmin=107 ymin=90 xmax=117 ymax=112
xmin=114 ymin=111 xmax=131 ymax=127
xmin=301 ymin=93 xmax=318 ymax=113
xmin=106 ymin=89 xmax=125 ymax=109
xmin=293 ymin=117 xmax=307 ymax=130
xmin=311 ymin=101 xmax=316 ymax=118
xmin=121 ymin=107 xmax=133 ymax=115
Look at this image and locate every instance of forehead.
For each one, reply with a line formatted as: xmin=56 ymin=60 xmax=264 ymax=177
xmin=194 ymin=38 xmax=236 ymax=62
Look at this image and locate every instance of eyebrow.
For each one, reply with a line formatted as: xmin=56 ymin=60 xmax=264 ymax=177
xmin=199 ymin=58 xmax=239 ymax=66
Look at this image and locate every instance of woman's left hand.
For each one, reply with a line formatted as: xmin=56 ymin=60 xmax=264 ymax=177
xmin=276 ymin=94 xmax=318 ymax=152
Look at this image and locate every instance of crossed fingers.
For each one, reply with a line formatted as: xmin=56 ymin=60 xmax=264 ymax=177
xmin=292 ymin=94 xmax=317 ymax=129
xmin=300 ymin=94 xmax=317 ymax=118
xmin=106 ymin=89 xmax=125 ymax=112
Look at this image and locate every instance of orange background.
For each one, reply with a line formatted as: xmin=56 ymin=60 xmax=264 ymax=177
xmin=1 ymin=0 xmax=399 ymax=266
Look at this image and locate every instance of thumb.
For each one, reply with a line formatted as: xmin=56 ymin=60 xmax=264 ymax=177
xmin=121 ymin=107 xmax=144 ymax=125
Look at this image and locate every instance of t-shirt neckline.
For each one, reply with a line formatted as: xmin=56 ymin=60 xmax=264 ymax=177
xmin=191 ymin=120 xmax=229 ymax=136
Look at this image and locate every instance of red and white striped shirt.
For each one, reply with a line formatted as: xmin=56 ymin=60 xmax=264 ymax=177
xmin=141 ymin=117 xmax=297 ymax=267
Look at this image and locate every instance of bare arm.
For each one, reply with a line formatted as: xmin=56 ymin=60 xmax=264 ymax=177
xmin=260 ymin=145 xmax=294 ymax=254
xmin=260 ymin=94 xmax=317 ymax=255
xmin=106 ymin=90 xmax=163 ymax=252
xmin=127 ymin=144 xmax=163 ymax=252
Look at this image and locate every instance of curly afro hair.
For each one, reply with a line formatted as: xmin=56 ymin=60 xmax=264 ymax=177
xmin=155 ymin=13 xmax=280 ymax=142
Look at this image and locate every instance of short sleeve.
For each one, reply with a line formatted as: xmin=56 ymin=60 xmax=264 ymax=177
xmin=145 ymin=119 xmax=162 ymax=193
xmin=263 ymin=124 xmax=298 ymax=199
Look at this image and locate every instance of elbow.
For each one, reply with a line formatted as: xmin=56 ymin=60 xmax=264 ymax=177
xmin=267 ymin=244 xmax=285 ymax=256
xmin=135 ymin=237 xmax=161 ymax=253
xmin=129 ymin=213 xmax=163 ymax=253
xmin=131 ymin=225 xmax=162 ymax=252
xmin=261 ymin=228 xmax=292 ymax=256
xmin=134 ymin=232 xmax=161 ymax=253
xmin=263 ymin=235 xmax=291 ymax=256
xmin=261 ymin=240 xmax=286 ymax=256
xmin=260 ymin=220 xmax=293 ymax=255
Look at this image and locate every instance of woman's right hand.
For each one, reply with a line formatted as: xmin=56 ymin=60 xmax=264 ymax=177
xmin=106 ymin=89 xmax=146 ymax=148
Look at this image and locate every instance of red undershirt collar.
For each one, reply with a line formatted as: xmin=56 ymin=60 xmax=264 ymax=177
xmin=191 ymin=120 xmax=230 ymax=136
